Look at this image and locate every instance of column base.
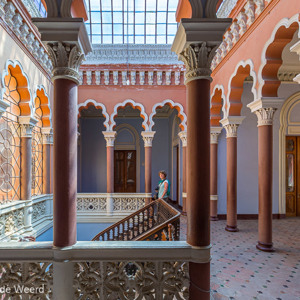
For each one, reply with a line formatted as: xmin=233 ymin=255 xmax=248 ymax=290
xmin=210 ymin=216 xmax=218 ymax=221
xmin=225 ymin=225 xmax=239 ymax=232
xmin=256 ymin=241 xmax=274 ymax=252
xmin=181 ymin=212 xmax=187 ymax=216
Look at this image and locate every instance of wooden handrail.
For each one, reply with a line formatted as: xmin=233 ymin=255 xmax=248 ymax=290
xmin=91 ymin=199 xmax=181 ymax=241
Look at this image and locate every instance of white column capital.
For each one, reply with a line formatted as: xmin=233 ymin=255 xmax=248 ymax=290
xmin=253 ymin=108 xmax=277 ymax=126
xmin=41 ymin=127 xmax=53 ymax=144
xmin=178 ymin=131 xmax=187 ymax=147
xmin=141 ymin=131 xmax=156 ymax=147
xmin=220 ymin=117 xmax=245 ymax=138
xmin=210 ymin=127 xmax=222 ymax=144
xmin=19 ymin=117 xmax=38 ymax=138
xmin=103 ymin=131 xmax=117 ymax=147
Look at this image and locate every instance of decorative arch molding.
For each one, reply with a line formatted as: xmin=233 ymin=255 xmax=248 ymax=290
xmin=114 ymin=123 xmax=141 ymax=192
xmin=2 ymin=60 xmax=33 ymax=117
xmin=33 ymin=85 xmax=52 ymax=128
xmin=110 ymin=99 xmax=148 ymax=131
xmin=257 ymin=14 xmax=300 ymax=100
xmin=211 ymin=84 xmax=226 ymax=126
xmin=149 ymin=99 xmax=187 ymax=131
xmin=279 ymin=91 xmax=300 ymax=214
xmin=226 ymin=59 xmax=257 ymax=117
xmin=78 ymin=99 xmax=109 ymax=130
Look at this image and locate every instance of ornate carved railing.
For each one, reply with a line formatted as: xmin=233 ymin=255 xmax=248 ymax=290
xmin=92 ymin=199 xmax=180 ymax=242
xmin=0 ymin=241 xmax=213 ymax=299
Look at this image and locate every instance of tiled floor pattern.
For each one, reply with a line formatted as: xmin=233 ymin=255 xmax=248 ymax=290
xmin=180 ymin=217 xmax=300 ymax=300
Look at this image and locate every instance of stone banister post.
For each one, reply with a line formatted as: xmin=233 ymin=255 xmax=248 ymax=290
xmin=141 ymin=131 xmax=155 ymax=205
xmin=42 ymin=128 xmax=53 ymax=195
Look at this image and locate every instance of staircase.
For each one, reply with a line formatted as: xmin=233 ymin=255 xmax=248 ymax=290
xmin=92 ymin=199 xmax=181 ymax=241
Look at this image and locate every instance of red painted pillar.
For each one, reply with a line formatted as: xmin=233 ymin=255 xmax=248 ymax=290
xmin=210 ymin=128 xmax=221 ymax=221
xmin=42 ymin=128 xmax=53 ymax=195
xmin=53 ymin=78 xmax=78 ymax=247
xmin=186 ymin=78 xmax=211 ymax=300
xmin=254 ymin=107 xmax=276 ymax=252
xmin=178 ymin=131 xmax=187 ymax=214
xmin=142 ymin=131 xmax=155 ymax=205
xmin=220 ymin=118 xmax=244 ymax=232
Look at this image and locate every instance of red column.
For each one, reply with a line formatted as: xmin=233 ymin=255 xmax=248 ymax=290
xmin=210 ymin=128 xmax=221 ymax=221
xmin=42 ymin=128 xmax=53 ymax=194
xmin=178 ymin=131 xmax=187 ymax=214
xmin=142 ymin=131 xmax=155 ymax=205
xmin=19 ymin=117 xmax=37 ymax=200
xmin=186 ymin=78 xmax=211 ymax=300
xmin=220 ymin=118 xmax=244 ymax=232
xmin=53 ymin=79 xmax=78 ymax=247
xmin=103 ymin=131 xmax=117 ymax=194
xmin=254 ymin=108 xmax=276 ymax=252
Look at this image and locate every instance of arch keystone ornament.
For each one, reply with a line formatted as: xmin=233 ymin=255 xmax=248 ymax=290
xmin=248 ymin=98 xmax=283 ymax=252
xmin=172 ymin=3 xmax=231 ymax=299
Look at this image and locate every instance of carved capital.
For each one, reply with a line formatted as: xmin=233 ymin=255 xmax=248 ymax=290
xmin=41 ymin=128 xmax=53 ymax=144
xmin=103 ymin=131 xmax=117 ymax=147
xmin=141 ymin=131 xmax=155 ymax=147
xmin=210 ymin=127 xmax=222 ymax=144
xmin=223 ymin=124 xmax=239 ymax=138
xmin=178 ymin=131 xmax=187 ymax=147
xmin=179 ymin=43 xmax=218 ymax=84
xmin=47 ymin=42 xmax=85 ymax=84
xmin=19 ymin=117 xmax=38 ymax=138
xmin=254 ymin=108 xmax=276 ymax=126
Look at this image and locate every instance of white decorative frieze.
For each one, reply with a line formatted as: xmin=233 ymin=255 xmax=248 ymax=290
xmin=178 ymin=131 xmax=187 ymax=147
xmin=103 ymin=131 xmax=117 ymax=147
xmin=79 ymin=71 xmax=83 ymax=85
xmin=166 ymin=71 xmax=171 ymax=85
xmin=113 ymin=71 xmax=118 ymax=85
xmin=26 ymin=32 xmax=35 ymax=52
xmin=0 ymin=0 xmax=7 ymax=17
xmin=141 ymin=131 xmax=156 ymax=147
xmin=148 ymin=71 xmax=153 ymax=85
xmin=12 ymin=13 xmax=23 ymax=37
xmin=231 ymin=22 xmax=240 ymax=44
xmin=131 ymin=71 xmax=136 ymax=85
xmin=4 ymin=2 xmax=15 ymax=28
xmin=20 ymin=23 xmax=29 ymax=44
xmin=245 ymin=0 xmax=255 ymax=27
xmin=95 ymin=70 xmax=101 ymax=85
xmin=237 ymin=12 xmax=247 ymax=36
xmin=157 ymin=71 xmax=162 ymax=85
xmin=139 ymin=71 xmax=145 ymax=85
xmin=175 ymin=71 xmax=180 ymax=85
xmin=47 ymin=42 xmax=84 ymax=84
xmin=254 ymin=0 xmax=265 ymax=15
xmin=104 ymin=71 xmax=109 ymax=85
xmin=217 ymin=0 xmax=238 ymax=18
xmin=86 ymin=71 xmax=92 ymax=85
xmin=224 ymin=31 xmax=233 ymax=52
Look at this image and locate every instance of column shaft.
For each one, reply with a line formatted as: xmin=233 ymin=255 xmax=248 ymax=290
xmin=21 ymin=137 xmax=32 ymax=200
xmin=257 ymin=125 xmax=274 ymax=251
xmin=53 ymin=78 xmax=77 ymax=247
xmin=107 ymin=146 xmax=114 ymax=193
xmin=210 ymin=143 xmax=218 ymax=220
xmin=43 ymin=144 xmax=51 ymax=194
xmin=145 ymin=146 xmax=152 ymax=205
xmin=182 ymin=146 xmax=187 ymax=214
xmin=187 ymin=79 xmax=210 ymax=246
xmin=226 ymin=137 xmax=238 ymax=231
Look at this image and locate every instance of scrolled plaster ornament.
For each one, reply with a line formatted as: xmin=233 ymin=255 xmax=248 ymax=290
xmin=224 ymin=124 xmax=239 ymax=138
xmin=47 ymin=42 xmax=84 ymax=84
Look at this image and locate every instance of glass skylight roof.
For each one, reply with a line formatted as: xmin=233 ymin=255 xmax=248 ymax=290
xmin=85 ymin=0 xmax=178 ymax=44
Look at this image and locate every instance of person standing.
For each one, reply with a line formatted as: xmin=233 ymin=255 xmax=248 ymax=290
xmin=158 ymin=170 xmax=170 ymax=201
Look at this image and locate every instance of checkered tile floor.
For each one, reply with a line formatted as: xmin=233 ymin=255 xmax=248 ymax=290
xmin=180 ymin=216 xmax=300 ymax=300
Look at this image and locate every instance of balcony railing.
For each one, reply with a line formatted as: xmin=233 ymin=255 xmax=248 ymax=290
xmin=0 ymin=241 xmax=211 ymax=299
xmin=92 ymin=199 xmax=180 ymax=242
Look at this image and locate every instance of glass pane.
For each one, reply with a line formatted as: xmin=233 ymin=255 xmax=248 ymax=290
xmin=146 ymin=13 xmax=156 ymax=23
xmin=287 ymin=154 xmax=294 ymax=192
xmin=102 ymin=0 xmax=111 ymax=11
xmin=157 ymin=35 xmax=166 ymax=44
xmin=114 ymin=24 xmax=123 ymax=35
xmin=114 ymin=36 xmax=123 ymax=44
xmin=90 ymin=0 xmax=100 ymax=10
xmin=135 ymin=12 xmax=145 ymax=23
xmin=103 ymin=24 xmax=112 ymax=34
xmin=135 ymin=0 xmax=145 ymax=11
xmin=91 ymin=12 xmax=101 ymax=23
xmin=103 ymin=35 xmax=112 ymax=43
xmin=91 ymin=24 xmax=101 ymax=34
xmin=146 ymin=35 xmax=155 ymax=43
xmin=135 ymin=36 xmax=144 ymax=44
xmin=113 ymin=12 xmax=123 ymax=23
xmin=157 ymin=24 xmax=166 ymax=35
xmin=92 ymin=35 xmax=101 ymax=43
xmin=135 ymin=24 xmax=144 ymax=35
xmin=157 ymin=12 xmax=167 ymax=23
xmin=168 ymin=12 xmax=176 ymax=23
xmin=157 ymin=0 xmax=168 ymax=11
xmin=102 ymin=12 xmax=112 ymax=23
